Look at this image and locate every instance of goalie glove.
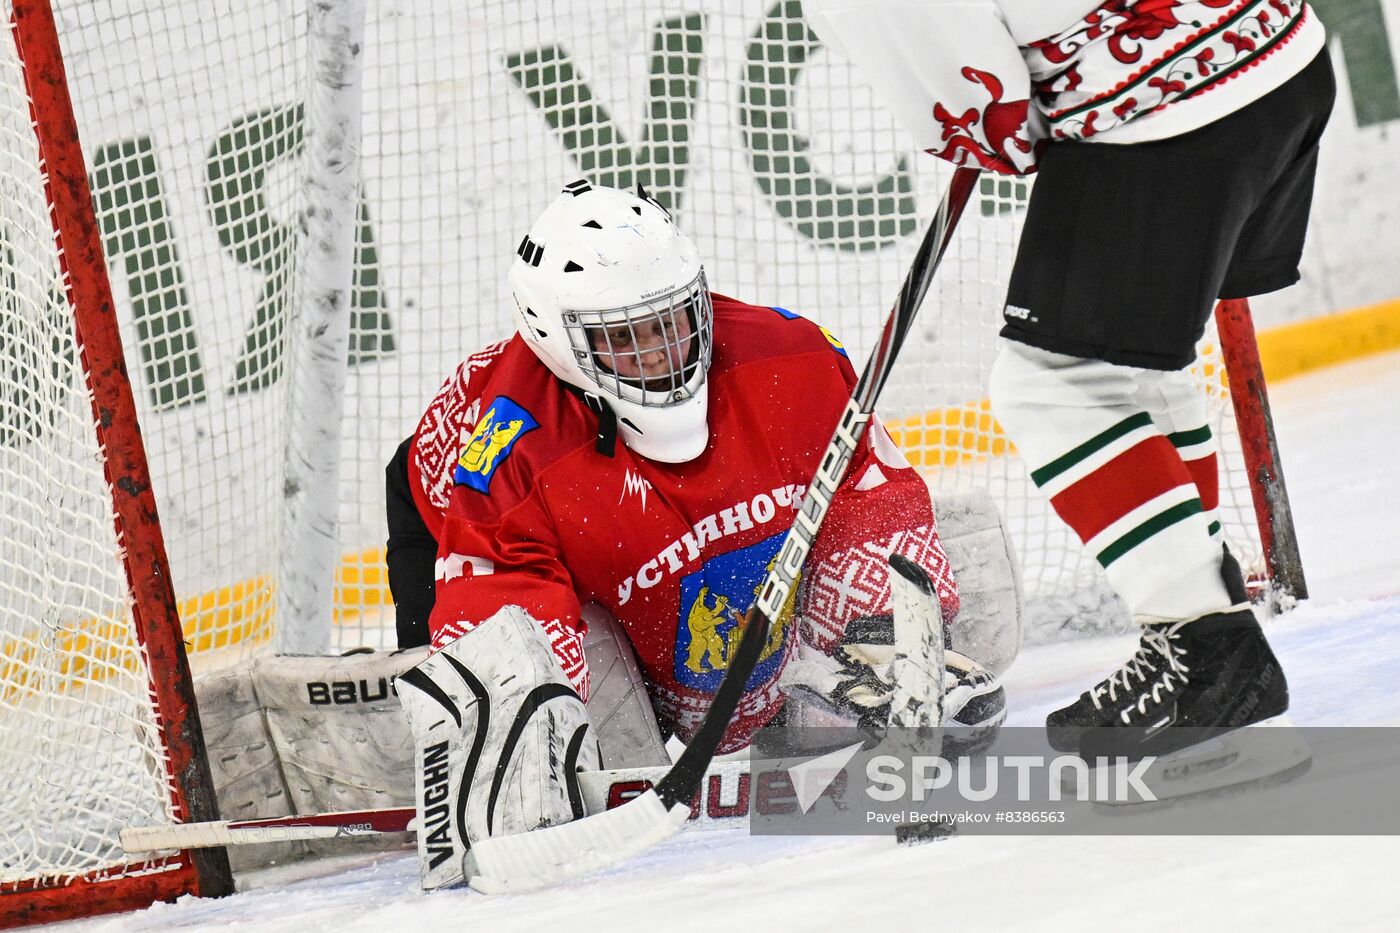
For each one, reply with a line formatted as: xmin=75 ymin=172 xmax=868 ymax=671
xmin=780 ymin=558 xmax=1005 ymax=744
xmin=396 ymin=605 xmax=601 ymax=891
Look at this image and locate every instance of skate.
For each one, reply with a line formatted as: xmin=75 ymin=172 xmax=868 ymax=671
xmin=1044 ymin=627 xmax=1174 ymax=753
xmin=1045 ymin=546 xmax=1255 ymax=753
xmin=1067 ymin=608 xmax=1312 ymax=802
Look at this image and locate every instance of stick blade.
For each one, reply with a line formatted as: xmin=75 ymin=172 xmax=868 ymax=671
xmin=464 ymin=789 xmax=691 ymax=894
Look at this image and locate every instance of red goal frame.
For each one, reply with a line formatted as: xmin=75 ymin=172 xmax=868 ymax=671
xmin=0 ymin=1 xmax=232 ymax=927
xmin=1215 ymin=298 xmax=1309 ymax=606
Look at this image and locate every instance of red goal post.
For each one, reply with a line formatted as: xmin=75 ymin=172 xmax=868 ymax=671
xmin=0 ymin=1 xmax=230 ymax=926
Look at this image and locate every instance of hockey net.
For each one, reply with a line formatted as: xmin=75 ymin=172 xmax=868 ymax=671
xmin=0 ymin=0 xmax=1282 ymax=922
xmin=0 ymin=0 xmax=231 ymax=924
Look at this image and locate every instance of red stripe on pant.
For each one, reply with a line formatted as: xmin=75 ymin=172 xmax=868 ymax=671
xmin=1182 ymin=452 xmax=1220 ymax=513
xmin=1049 ymin=436 xmax=1195 ymax=543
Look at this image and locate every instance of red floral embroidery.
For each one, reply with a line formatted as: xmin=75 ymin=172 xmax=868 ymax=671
xmin=1222 ymin=30 xmax=1257 ymax=53
xmin=1148 ymin=75 xmax=1188 ymax=95
xmin=932 ymin=102 xmax=979 ymax=141
xmin=1115 ymin=0 xmax=1182 ymax=42
xmin=926 ymin=67 xmax=1036 ymax=174
xmin=1041 ymin=0 xmax=1309 ymax=141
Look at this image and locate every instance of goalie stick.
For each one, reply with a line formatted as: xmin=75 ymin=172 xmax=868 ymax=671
xmin=461 ymin=165 xmax=982 ymax=893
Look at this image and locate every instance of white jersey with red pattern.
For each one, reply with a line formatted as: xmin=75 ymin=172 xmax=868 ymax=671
xmin=407 ymin=295 xmax=959 ymax=752
xmin=805 ymin=0 xmax=1325 ymax=173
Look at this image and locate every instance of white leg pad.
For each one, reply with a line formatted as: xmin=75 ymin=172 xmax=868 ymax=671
xmin=580 ymin=603 xmax=669 ymax=768
xmin=397 ymin=606 xmax=600 ymax=891
xmin=932 ymin=488 xmax=1023 ymax=676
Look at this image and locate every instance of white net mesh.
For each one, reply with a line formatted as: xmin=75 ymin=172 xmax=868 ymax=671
xmin=0 ymin=0 xmax=1266 ymax=892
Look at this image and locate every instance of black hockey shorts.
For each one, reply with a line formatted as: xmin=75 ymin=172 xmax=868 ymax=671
xmin=1001 ymin=49 xmax=1337 ymax=371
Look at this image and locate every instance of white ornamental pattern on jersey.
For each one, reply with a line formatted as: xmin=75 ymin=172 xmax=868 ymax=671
xmin=798 ymin=524 xmax=959 ymax=652
xmin=1029 ymin=0 xmax=1311 ymax=140
xmin=416 ymin=339 xmax=509 ymax=511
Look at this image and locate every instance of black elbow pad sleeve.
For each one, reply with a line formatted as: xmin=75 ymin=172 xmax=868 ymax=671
xmin=385 ymin=436 xmax=436 ymax=649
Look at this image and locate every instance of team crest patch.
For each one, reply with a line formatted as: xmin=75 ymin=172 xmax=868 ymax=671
xmin=453 ymin=395 xmax=539 ymax=494
xmin=674 ymin=530 xmax=799 ymax=692
xmin=818 ymin=325 xmax=848 ymax=358
xmin=769 ymin=306 xmax=848 ymax=359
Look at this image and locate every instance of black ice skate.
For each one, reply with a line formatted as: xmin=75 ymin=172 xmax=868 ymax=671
xmin=1068 ymin=608 xmax=1312 ymax=803
xmin=1046 ymin=546 xmax=1257 ymax=753
xmin=1044 ymin=625 xmax=1174 ymax=753
xmin=1077 ymin=608 xmax=1286 ymax=756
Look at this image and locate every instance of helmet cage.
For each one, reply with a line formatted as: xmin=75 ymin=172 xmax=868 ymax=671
xmin=561 ymin=269 xmax=713 ymax=407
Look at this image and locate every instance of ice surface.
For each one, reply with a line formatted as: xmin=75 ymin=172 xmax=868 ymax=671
xmin=42 ymin=351 xmax=1400 ymax=932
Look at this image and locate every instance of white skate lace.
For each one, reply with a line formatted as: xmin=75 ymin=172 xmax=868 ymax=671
xmin=1089 ymin=622 xmax=1191 ymax=713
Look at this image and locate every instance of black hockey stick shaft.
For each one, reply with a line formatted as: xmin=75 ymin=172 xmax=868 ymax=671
xmin=656 ymin=167 xmax=980 ymax=808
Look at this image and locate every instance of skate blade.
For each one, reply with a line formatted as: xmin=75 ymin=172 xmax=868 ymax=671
xmin=1070 ymin=715 xmax=1313 ymax=807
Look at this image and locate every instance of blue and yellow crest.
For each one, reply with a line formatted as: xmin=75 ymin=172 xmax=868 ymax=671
xmin=769 ymin=306 xmax=848 ymax=359
xmin=817 ymin=325 xmax=848 ymax=358
xmin=453 ymin=395 xmax=539 ymax=494
xmin=674 ymin=531 xmax=799 ymax=692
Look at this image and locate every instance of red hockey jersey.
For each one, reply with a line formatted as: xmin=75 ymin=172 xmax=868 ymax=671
xmin=407 ymin=295 xmax=958 ymax=751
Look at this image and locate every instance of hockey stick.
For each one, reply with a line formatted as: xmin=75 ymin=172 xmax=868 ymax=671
xmin=461 ymin=166 xmax=982 ymax=893
xmin=121 ymin=807 xmax=417 ymax=852
xmin=120 ymin=758 xmax=758 ymax=854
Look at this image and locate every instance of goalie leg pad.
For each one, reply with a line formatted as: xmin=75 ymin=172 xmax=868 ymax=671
xmin=931 ymin=489 xmax=1023 ymax=677
xmin=397 ymin=606 xmax=601 ymax=891
xmin=580 ymin=603 xmax=668 ymax=768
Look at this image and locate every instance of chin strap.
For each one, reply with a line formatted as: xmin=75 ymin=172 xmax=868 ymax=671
xmin=583 ymin=393 xmax=618 ymax=458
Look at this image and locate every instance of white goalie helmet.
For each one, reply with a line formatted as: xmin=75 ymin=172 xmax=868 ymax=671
xmin=509 ymin=180 xmax=714 ymax=463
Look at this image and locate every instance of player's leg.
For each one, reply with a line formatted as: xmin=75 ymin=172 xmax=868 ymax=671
xmin=1137 ymin=368 xmax=1224 ymax=548
xmin=990 ymin=51 xmax=1335 ymax=774
xmin=990 ymin=345 xmax=1235 ymax=625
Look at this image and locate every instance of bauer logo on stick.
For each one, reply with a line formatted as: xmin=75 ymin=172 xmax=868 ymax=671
xmin=453 ymin=395 xmax=539 ymax=493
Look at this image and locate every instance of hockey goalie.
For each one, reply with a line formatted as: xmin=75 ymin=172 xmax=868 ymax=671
xmin=382 ymin=182 xmax=1022 ymax=889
